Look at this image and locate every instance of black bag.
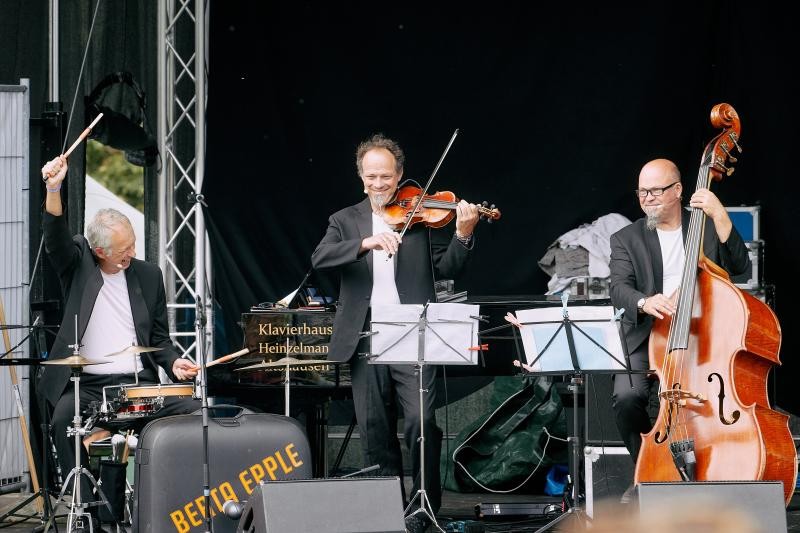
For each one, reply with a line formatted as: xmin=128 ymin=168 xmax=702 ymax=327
xmin=97 ymin=460 xmax=127 ymax=523
xmin=132 ymin=407 xmax=312 ymax=532
xmin=442 ymin=376 xmax=568 ymax=493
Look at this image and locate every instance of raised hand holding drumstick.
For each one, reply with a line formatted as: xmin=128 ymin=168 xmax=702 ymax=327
xmin=41 ymin=113 xmax=103 ymax=216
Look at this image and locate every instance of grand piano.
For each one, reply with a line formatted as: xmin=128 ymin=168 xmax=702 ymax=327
xmin=208 ymin=294 xmax=613 ymax=476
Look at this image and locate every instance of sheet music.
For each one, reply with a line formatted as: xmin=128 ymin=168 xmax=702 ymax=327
xmin=369 ymin=303 xmax=479 ymax=365
xmin=515 ymin=306 xmax=626 ymax=372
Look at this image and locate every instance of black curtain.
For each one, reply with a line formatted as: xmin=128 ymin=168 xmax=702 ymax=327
xmin=203 ymin=3 xmax=800 ymax=414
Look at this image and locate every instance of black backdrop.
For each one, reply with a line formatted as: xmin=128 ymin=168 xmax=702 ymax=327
xmin=4 ymin=3 xmax=795 ymax=413
xmin=203 ymin=3 xmax=800 ymax=414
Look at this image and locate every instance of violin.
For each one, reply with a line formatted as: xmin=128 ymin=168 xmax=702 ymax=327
xmin=381 ymin=184 xmax=501 ymax=231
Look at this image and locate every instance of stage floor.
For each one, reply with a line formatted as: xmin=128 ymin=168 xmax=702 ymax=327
xmin=3 ymin=486 xmax=800 ymax=532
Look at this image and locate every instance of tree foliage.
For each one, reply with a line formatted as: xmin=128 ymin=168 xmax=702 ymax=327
xmin=85 ymin=140 xmax=144 ymax=211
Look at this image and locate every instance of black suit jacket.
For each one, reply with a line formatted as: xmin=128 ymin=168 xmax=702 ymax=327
xmin=609 ymin=209 xmax=751 ymax=354
xmin=38 ymin=212 xmax=180 ymax=406
xmin=311 ymin=198 xmax=473 ymax=362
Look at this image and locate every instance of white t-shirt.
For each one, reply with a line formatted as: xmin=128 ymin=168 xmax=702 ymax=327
xmin=82 ymin=270 xmax=142 ymax=374
xmin=370 ymin=213 xmax=401 ymax=305
xmin=657 ymin=226 xmax=685 ymax=298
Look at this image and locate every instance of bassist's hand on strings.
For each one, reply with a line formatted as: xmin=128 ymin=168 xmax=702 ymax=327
xmin=689 ymin=188 xmax=734 ymax=243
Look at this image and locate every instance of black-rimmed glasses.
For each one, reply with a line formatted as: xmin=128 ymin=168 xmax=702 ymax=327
xmin=634 ymin=181 xmax=680 ymax=198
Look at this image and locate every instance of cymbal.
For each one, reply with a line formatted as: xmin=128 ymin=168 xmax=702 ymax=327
xmin=41 ymin=355 xmax=110 ymax=367
xmin=235 ymin=357 xmax=333 ymax=371
xmin=104 ymin=345 xmax=163 ymax=357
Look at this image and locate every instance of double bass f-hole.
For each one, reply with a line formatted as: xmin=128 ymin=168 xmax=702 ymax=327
xmin=708 ymin=372 xmax=741 ymax=425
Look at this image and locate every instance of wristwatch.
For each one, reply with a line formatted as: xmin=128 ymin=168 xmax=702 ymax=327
xmin=636 ymin=297 xmax=646 ymax=312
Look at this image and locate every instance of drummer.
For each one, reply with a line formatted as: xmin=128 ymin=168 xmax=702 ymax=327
xmin=39 ymin=156 xmax=200 ymax=515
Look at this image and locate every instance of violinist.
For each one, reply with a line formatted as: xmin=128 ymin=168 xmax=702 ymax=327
xmin=608 ymin=158 xmax=750 ymax=501
xmin=311 ymin=133 xmax=479 ymax=532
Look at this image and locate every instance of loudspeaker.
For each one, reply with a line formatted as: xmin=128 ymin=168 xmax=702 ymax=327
xmin=584 ymin=374 xmax=624 ymax=445
xmin=637 ymin=481 xmax=786 ymax=532
xmin=236 ymin=477 xmax=405 ymax=533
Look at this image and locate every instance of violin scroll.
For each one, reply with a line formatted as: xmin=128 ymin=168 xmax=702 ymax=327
xmin=480 ymin=201 xmax=501 ymax=223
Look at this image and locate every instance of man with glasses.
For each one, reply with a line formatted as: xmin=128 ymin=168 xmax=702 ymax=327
xmin=608 ymin=158 xmax=750 ymax=501
xmin=40 ymin=155 xmax=200 ymax=529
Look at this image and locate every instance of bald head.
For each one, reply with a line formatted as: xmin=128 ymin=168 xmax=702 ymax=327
xmin=639 ymin=159 xmax=680 ymax=185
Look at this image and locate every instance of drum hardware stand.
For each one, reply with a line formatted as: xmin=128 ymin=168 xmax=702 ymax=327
xmin=43 ymin=317 xmax=120 ymax=533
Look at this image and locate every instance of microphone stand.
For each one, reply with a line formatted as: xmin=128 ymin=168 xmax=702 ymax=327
xmin=195 ymin=297 xmax=213 ymax=533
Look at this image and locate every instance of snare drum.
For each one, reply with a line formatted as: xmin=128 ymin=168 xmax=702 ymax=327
xmin=114 ymin=383 xmax=195 ymax=419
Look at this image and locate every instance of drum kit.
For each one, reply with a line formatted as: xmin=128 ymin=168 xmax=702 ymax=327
xmin=36 ymin=322 xmax=196 ymax=532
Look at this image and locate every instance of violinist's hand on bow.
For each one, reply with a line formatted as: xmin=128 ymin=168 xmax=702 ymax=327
xmin=173 ymin=358 xmax=199 ymax=381
xmin=41 ymin=155 xmax=68 ymax=189
xmin=455 ymin=200 xmax=480 ymax=239
xmin=361 ymin=232 xmax=402 ymax=255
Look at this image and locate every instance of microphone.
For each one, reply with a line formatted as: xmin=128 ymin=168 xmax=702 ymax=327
xmin=222 ymin=500 xmax=245 ymax=521
xmin=470 ymin=314 xmax=490 ymax=323
xmin=341 ymin=464 xmax=380 ymax=478
xmin=561 ymin=289 xmax=570 ymax=318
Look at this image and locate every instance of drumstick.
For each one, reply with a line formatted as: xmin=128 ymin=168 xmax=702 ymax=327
xmin=42 ymin=113 xmax=105 ymax=180
xmin=121 ymin=429 xmax=133 ymax=463
xmin=205 ymin=347 xmax=250 ymax=368
xmin=63 ymin=113 xmax=104 ymax=158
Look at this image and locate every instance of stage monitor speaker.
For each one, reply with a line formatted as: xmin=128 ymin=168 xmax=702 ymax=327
xmin=236 ymin=477 xmax=405 ymax=533
xmin=637 ymin=481 xmax=786 ymax=532
xmin=584 ymin=373 xmax=624 ymax=445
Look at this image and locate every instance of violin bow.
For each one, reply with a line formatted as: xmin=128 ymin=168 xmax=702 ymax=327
xmin=388 ymin=128 xmax=460 ymax=258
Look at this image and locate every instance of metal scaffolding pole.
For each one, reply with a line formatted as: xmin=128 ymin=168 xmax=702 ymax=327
xmin=157 ymin=0 xmax=212 ymax=365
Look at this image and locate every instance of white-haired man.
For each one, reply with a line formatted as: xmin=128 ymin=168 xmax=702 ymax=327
xmin=39 ymin=156 xmax=199 ymax=525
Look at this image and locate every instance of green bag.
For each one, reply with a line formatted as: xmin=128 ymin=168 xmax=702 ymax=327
xmin=441 ymin=375 xmax=568 ymax=492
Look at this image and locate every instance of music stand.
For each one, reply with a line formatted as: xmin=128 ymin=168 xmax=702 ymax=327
xmin=512 ymin=294 xmax=629 ymax=532
xmin=369 ymin=302 xmax=480 ymax=533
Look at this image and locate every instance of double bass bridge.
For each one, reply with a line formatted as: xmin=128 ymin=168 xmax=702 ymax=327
xmin=659 ymin=386 xmax=706 ymax=406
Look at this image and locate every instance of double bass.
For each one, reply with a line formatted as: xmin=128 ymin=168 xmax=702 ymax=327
xmin=635 ymin=103 xmax=797 ymax=505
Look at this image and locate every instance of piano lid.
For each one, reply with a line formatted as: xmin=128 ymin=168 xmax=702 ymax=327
xmin=256 ymin=269 xmax=336 ymax=311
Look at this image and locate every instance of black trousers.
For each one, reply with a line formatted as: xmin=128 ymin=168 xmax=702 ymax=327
xmin=350 ymin=337 xmax=442 ymax=513
xmin=49 ymin=370 xmax=199 ymax=502
xmin=612 ymin=342 xmax=657 ymax=463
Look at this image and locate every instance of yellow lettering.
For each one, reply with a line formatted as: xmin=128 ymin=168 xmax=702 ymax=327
xmin=275 ymin=450 xmax=293 ymax=474
xmin=210 ymin=487 xmax=224 ymax=512
xmin=259 ymin=323 xmax=267 ymax=335
xmin=258 ymin=342 xmax=269 ymax=354
xmin=239 ymin=469 xmax=255 ymax=495
xmin=194 ymin=496 xmax=214 ymax=518
xmin=286 ymin=443 xmax=304 ymax=468
xmin=219 ymin=482 xmax=238 ymax=503
xmin=250 ymin=463 xmax=266 ymax=484
xmin=263 ymin=456 xmax=279 ymax=480
xmin=184 ymin=502 xmax=202 ymax=527
xmin=170 ymin=510 xmax=190 ymax=533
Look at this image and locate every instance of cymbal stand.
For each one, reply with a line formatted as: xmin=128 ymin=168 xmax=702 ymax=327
xmin=44 ymin=317 xmax=117 ymax=532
